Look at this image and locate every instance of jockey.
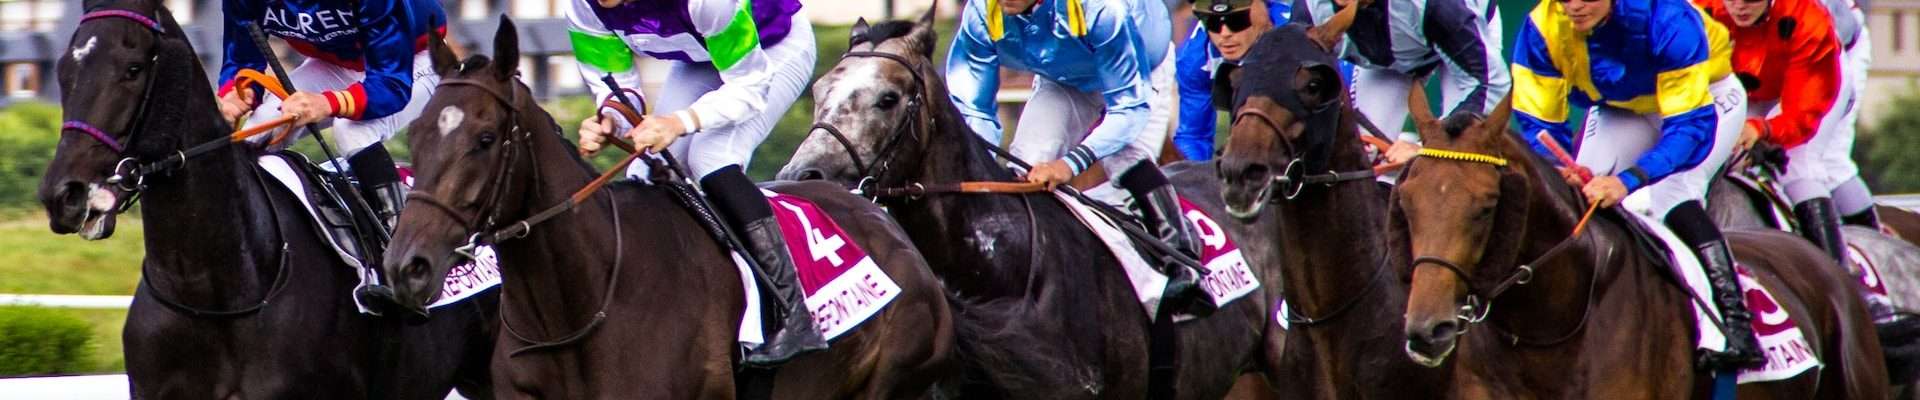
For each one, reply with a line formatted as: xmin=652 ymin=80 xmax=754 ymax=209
xmin=1291 ymin=0 xmax=1511 ymax=169
xmin=215 ymin=0 xmax=447 ymax=229
xmin=947 ymin=0 xmax=1210 ymax=305
xmin=1172 ymin=0 xmax=1289 ymax=161
xmin=1825 ymin=0 xmax=1882 ymax=231
xmin=567 ymin=0 xmax=823 ymax=365
xmin=1698 ymin=0 xmax=1860 ymax=264
xmin=1513 ymin=0 xmax=1762 ymax=368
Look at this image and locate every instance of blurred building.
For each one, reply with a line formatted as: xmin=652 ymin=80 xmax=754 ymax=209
xmin=1866 ymin=0 xmax=1920 ymax=124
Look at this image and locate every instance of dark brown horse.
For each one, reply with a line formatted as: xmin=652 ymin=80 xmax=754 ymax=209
xmin=36 ymin=0 xmax=496 ymax=398
xmin=777 ymin=9 xmax=1286 ymax=400
xmin=1390 ymin=85 xmax=1889 ymax=397
xmin=384 ymin=17 xmax=954 ymax=398
xmin=1213 ymin=23 xmax=1451 ymax=400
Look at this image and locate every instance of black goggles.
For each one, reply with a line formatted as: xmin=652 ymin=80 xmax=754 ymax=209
xmin=1200 ymin=10 xmax=1255 ymax=33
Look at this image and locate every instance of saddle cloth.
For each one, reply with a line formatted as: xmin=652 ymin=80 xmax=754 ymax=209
xmin=257 ymin=154 xmax=502 ymax=313
xmin=731 ymin=189 xmax=903 ymax=348
xmin=1620 ymin=209 xmax=1820 ymax=383
xmin=1050 ymin=191 xmax=1260 ymax=321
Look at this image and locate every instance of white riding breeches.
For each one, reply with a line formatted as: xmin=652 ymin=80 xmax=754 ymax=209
xmin=622 ymin=13 xmax=817 ymax=180
xmin=1577 ymin=76 xmax=1747 ymax=218
xmin=244 ymin=50 xmax=438 ymax=158
xmin=1750 ymin=63 xmax=1859 ymax=204
xmin=1007 ymin=43 xmax=1177 ymax=205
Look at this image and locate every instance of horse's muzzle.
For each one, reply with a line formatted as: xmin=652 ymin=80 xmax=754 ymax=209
xmin=41 ymin=180 xmax=119 ymax=240
xmin=1405 ymin=318 xmax=1460 ymax=368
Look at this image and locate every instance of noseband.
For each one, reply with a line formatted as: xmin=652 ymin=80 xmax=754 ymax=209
xmin=811 ymin=50 xmax=927 ymax=195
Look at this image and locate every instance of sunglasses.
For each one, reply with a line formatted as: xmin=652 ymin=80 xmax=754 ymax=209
xmin=1200 ymin=10 xmax=1255 ymax=33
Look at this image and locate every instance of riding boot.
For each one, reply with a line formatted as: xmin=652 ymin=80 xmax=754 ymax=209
xmin=1117 ymin=161 xmax=1216 ymax=315
xmin=701 ymin=166 xmax=827 ymax=366
xmin=1667 ymin=201 xmax=1765 ymax=370
xmin=1794 ymin=198 xmax=1848 ymax=264
xmin=346 ymin=145 xmax=405 ymax=315
xmin=1843 ymin=208 xmax=1883 ymax=230
xmin=348 ymin=145 xmax=405 ymax=233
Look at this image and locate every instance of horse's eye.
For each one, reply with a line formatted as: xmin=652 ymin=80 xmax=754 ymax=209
xmin=125 ymin=64 xmax=143 ymax=78
xmin=477 ymin=132 xmax=497 ymax=148
xmin=876 ymin=92 xmax=901 ymax=109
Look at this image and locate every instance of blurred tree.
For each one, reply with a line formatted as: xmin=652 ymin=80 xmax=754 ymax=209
xmin=0 ymin=102 xmax=61 ymax=210
xmin=1859 ymin=80 xmax=1920 ymax=193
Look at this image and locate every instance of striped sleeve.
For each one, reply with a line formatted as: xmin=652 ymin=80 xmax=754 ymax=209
xmin=681 ymin=0 xmax=777 ymax=132
xmin=1511 ymin=16 xmax=1575 ymax=164
xmin=1624 ymin=3 xmax=1721 ymax=190
xmin=568 ymin=0 xmax=645 ymax=131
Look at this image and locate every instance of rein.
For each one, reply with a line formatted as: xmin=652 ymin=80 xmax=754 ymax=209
xmin=1404 ymin=146 xmax=1604 ymax=346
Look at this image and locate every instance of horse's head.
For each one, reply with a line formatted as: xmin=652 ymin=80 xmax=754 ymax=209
xmin=386 ymin=16 xmax=535 ymax=314
xmin=1395 ymin=90 xmax=1532 ymax=367
xmin=778 ymin=7 xmax=941 ymax=187
xmin=38 ymin=0 xmax=192 ymax=240
xmin=1215 ymin=22 xmax=1353 ymax=219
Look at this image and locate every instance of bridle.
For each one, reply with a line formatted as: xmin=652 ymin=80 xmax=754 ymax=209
xmin=1404 ymin=148 xmax=1601 ymax=346
xmin=1229 ymin=105 xmax=1379 ymax=202
xmin=62 ymin=9 xmax=168 ymax=211
xmin=810 ymin=50 xmax=928 ymax=197
xmin=403 ymin=74 xmax=636 ymax=357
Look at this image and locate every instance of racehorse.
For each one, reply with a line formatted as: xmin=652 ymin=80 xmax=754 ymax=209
xmin=1212 ymin=23 xmax=1452 ymax=399
xmin=1388 ymin=84 xmax=1890 ymax=396
xmin=777 ymin=9 xmax=1286 ymax=399
xmin=36 ymin=0 xmax=496 ymax=397
xmin=383 ymin=17 xmax=954 ymax=398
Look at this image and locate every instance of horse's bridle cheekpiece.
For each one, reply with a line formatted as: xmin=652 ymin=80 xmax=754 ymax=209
xmin=66 ymin=9 xmax=167 ymax=207
xmin=812 ymin=50 xmax=927 ymax=197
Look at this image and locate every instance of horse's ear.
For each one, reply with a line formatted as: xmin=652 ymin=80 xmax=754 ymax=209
xmin=1407 ymin=75 xmax=1442 ymax=142
xmin=905 ymin=4 xmax=941 ymax=58
xmin=429 ymin=32 xmax=459 ymax=77
xmin=1212 ymin=63 xmax=1242 ymax=112
xmin=850 ymin=18 xmax=872 ymax=47
xmin=492 ymin=15 xmax=521 ymax=82
xmin=1479 ymin=93 xmax=1515 ymax=144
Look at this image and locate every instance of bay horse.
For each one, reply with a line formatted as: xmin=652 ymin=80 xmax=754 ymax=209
xmin=1212 ymin=23 xmax=1452 ymax=399
xmin=35 ymin=0 xmax=496 ymax=397
xmin=383 ymin=17 xmax=953 ymax=399
xmin=777 ymin=9 xmax=1285 ymax=399
xmin=1389 ymin=85 xmax=1890 ymax=396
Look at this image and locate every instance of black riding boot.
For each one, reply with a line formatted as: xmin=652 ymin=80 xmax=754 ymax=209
xmin=348 ymin=145 xmax=405 ymax=232
xmin=701 ymin=166 xmax=827 ymax=366
xmin=346 ymin=145 xmax=406 ymax=315
xmin=1843 ymin=207 xmax=1883 ymax=230
xmin=1117 ymin=161 xmax=1216 ymax=315
xmin=1669 ymin=201 xmax=1765 ymax=369
xmin=1795 ymin=197 xmax=1848 ymax=264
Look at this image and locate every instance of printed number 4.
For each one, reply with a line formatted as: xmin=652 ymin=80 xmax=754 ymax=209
xmin=777 ymin=200 xmax=847 ymax=267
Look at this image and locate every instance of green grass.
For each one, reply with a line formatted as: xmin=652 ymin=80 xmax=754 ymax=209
xmin=0 ymin=216 xmax=143 ymax=296
xmin=35 ymin=307 xmax=127 ymax=374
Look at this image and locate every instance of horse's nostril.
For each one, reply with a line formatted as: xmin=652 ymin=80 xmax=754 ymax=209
xmin=1428 ymin=320 xmax=1461 ymax=343
xmin=796 ymin=169 xmax=825 ymax=181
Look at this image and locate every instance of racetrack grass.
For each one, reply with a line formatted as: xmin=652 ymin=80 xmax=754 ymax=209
xmin=46 ymin=307 xmax=128 ymax=374
xmin=0 ymin=215 xmax=143 ymax=295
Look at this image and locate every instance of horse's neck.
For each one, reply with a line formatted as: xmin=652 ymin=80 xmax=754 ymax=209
xmin=496 ymin=129 xmax=632 ymax=327
xmin=895 ymin=125 xmax=1024 ymax=262
xmin=1484 ymin=152 xmax=1625 ymax=347
xmin=1274 ymin=119 xmax=1394 ymax=317
xmin=137 ymin=86 xmax=282 ymax=303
